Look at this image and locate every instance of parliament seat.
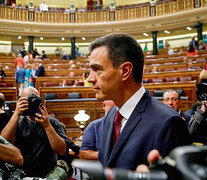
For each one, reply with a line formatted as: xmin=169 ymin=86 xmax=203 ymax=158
xmin=44 ymin=93 xmax=57 ymax=100
xmin=68 ymin=93 xmax=81 ymax=99
xmin=43 ymin=82 xmax=55 ymax=87
xmin=180 ymin=76 xmax=192 ymax=81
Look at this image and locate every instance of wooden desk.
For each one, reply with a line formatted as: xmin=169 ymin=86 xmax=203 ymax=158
xmin=0 ymin=77 xmax=17 ymax=87
xmin=0 ymin=87 xmax=18 ymax=101
xmin=44 ymin=69 xmax=90 ymax=77
xmin=145 ymin=80 xmax=197 ymax=108
xmin=3 ymin=70 xmax=15 ymax=77
xmin=143 ymin=69 xmax=201 ymax=82
xmin=40 ymin=86 xmax=95 ymax=101
xmin=145 ymin=62 xmax=205 ymax=72
xmin=45 ymin=99 xmax=104 ymax=138
xmin=36 ymin=76 xmax=84 ymax=91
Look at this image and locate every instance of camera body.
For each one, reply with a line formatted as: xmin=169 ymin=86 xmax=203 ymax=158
xmin=22 ymin=93 xmax=42 ymax=116
xmin=196 ymin=82 xmax=207 ymax=101
xmin=72 ymin=145 xmax=207 ymax=180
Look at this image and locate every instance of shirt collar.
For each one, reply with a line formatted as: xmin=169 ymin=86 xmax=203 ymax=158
xmin=118 ymin=86 xmax=146 ymax=119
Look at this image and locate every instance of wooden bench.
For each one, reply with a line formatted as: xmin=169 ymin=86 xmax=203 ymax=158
xmin=145 ymin=61 xmax=205 ymax=72
xmin=145 ymin=80 xmax=197 ymax=109
xmin=40 ymin=86 xmax=96 ymax=101
xmin=143 ymin=69 xmax=201 ymax=82
xmin=40 ymin=81 xmax=196 ymax=111
xmin=3 ymin=70 xmax=15 ymax=77
xmin=45 ymin=98 xmax=104 ymax=138
xmin=0 ymin=59 xmax=15 ymax=63
xmin=44 ymin=69 xmax=90 ymax=77
xmin=0 ymin=77 xmax=17 ymax=87
xmin=35 ymin=76 xmax=84 ymax=91
xmin=0 ymin=87 xmax=18 ymax=101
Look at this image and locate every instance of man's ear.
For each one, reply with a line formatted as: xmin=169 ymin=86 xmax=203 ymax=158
xmin=120 ymin=62 xmax=133 ymax=81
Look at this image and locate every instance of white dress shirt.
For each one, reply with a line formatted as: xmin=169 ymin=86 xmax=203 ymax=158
xmin=118 ymin=86 xmax=146 ymax=132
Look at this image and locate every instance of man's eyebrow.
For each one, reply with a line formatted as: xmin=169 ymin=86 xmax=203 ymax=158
xmin=90 ymin=64 xmax=103 ymax=69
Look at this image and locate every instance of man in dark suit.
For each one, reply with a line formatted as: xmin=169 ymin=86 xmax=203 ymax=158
xmin=36 ymin=60 xmax=45 ymax=77
xmin=87 ymin=33 xmax=192 ymax=170
xmin=189 ymin=36 xmax=198 ymax=49
xmin=163 ymin=89 xmax=191 ymax=126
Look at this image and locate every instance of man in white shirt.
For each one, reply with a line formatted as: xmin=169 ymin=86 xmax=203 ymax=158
xmin=40 ymin=0 xmax=48 ymax=12
xmin=87 ymin=33 xmax=192 ymax=170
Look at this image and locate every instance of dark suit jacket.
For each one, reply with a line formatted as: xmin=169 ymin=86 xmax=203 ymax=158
xmin=99 ymin=90 xmax=192 ymax=170
xmin=180 ymin=111 xmax=191 ymax=126
xmin=37 ymin=64 xmax=45 ymax=77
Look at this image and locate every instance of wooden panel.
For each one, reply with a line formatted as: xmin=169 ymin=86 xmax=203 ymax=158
xmin=145 ymin=61 xmax=205 ymax=72
xmin=40 ymin=86 xmax=95 ymax=101
xmin=145 ymin=80 xmax=197 ymax=109
xmin=0 ymin=87 xmax=18 ymax=101
xmin=36 ymin=76 xmax=83 ymax=91
xmin=3 ymin=70 xmax=15 ymax=77
xmin=143 ymin=69 xmax=201 ymax=82
xmin=0 ymin=77 xmax=17 ymax=87
xmin=44 ymin=69 xmax=90 ymax=77
xmin=45 ymin=99 xmax=104 ymax=131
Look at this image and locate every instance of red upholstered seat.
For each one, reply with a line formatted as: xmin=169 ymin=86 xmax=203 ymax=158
xmin=43 ymin=82 xmax=55 ymax=87
xmin=180 ymin=76 xmax=192 ymax=81
xmin=165 ymin=77 xmax=177 ymax=82
xmin=0 ymin=82 xmax=6 ymax=87
xmin=152 ymin=78 xmax=163 ymax=83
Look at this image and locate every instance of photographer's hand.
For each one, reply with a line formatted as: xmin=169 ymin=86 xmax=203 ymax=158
xmin=200 ymin=100 xmax=207 ymax=112
xmin=15 ymin=97 xmax=29 ymax=116
xmin=35 ymin=105 xmax=50 ymax=128
xmin=35 ymin=105 xmax=66 ymax=155
xmin=136 ymin=149 xmax=161 ymax=173
xmin=1 ymin=97 xmax=28 ymax=144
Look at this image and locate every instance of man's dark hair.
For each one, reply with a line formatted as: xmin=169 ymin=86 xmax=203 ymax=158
xmin=0 ymin=93 xmax=5 ymax=107
xmin=88 ymin=33 xmax=144 ymax=83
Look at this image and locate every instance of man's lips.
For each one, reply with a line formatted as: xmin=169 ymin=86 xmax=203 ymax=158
xmin=93 ymin=87 xmax=100 ymax=91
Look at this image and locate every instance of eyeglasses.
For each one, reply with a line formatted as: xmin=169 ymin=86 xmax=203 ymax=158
xmin=163 ymin=97 xmax=179 ymax=103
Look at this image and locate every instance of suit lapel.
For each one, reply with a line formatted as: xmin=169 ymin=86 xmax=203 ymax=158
xmin=102 ymin=107 xmax=116 ymax=166
xmin=107 ymin=90 xmax=151 ymax=166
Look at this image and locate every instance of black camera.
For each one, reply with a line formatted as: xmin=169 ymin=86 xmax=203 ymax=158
xmin=72 ymin=145 xmax=207 ymax=180
xmin=22 ymin=93 xmax=42 ymax=116
xmin=196 ymin=82 xmax=207 ymax=101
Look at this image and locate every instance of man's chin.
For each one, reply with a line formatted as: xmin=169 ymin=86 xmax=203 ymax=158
xmin=95 ymin=93 xmax=107 ymax=101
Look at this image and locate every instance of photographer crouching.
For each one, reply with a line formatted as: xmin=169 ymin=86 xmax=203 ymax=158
xmin=188 ymin=69 xmax=207 ymax=145
xmin=1 ymin=87 xmax=78 ymax=179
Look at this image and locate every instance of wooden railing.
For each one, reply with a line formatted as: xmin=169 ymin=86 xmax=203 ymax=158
xmin=0 ymin=0 xmax=205 ymax=23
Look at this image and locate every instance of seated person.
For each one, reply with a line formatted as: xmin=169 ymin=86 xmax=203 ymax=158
xmin=188 ymin=99 xmax=207 ymax=144
xmin=163 ymin=89 xmax=191 ymax=126
xmin=0 ymin=135 xmax=23 ymax=166
xmin=80 ymin=100 xmax=115 ymax=160
xmin=60 ymin=79 xmax=70 ymax=87
xmin=198 ymin=40 xmax=206 ymax=51
xmin=62 ymin=53 xmax=68 ymax=60
xmin=41 ymin=50 xmax=47 ymax=60
xmin=187 ymin=44 xmax=198 ymax=57
xmin=0 ymin=93 xmax=11 ymax=133
xmin=1 ymin=87 xmax=70 ymax=178
xmin=0 ymin=64 xmax=6 ymax=79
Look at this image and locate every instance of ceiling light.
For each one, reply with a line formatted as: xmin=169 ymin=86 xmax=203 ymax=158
xmin=82 ymin=37 xmax=86 ymax=40
xmin=186 ymin=27 xmax=192 ymax=31
xmin=40 ymin=37 xmax=44 ymax=40
xmin=18 ymin=36 xmax=22 ymax=39
xmin=143 ymin=33 xmax=149 ymax=37
xmin=164 ymin=30 xmax=170 ymax=34
xmin=61 ymin=37 xmax=65 ymax=41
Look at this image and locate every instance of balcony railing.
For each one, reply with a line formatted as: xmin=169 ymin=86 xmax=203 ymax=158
xmin=0 ymin=0 xmax=205 ymax=23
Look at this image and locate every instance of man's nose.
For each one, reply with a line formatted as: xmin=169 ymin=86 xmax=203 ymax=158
xmin=87 ymin=72 xmax=96 ymax=84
